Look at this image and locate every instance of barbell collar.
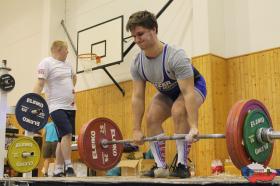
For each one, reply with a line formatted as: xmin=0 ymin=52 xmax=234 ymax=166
xmin=101 ymin=134 xmax=225 ymax=146
xmin=256 ymin=128 xmax=267 ymax=144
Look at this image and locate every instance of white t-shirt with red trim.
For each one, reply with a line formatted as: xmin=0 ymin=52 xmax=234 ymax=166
xmin=37 ymin=57 xmax=76 ymax=113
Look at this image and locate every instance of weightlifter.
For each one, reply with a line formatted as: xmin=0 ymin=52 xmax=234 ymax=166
xmin=126 ymin=11 xmax=207 ymax=178
xmin=33 ymin=40 xmax=76 ymax=177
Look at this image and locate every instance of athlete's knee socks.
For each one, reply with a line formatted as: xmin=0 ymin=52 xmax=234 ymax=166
xmin=174 ymin=133 xmax=191 ymax=166
xmin=65 ymin=159 xmax=73 ymax=169
xmin=149 ymin=133 xmax=167 ymax=168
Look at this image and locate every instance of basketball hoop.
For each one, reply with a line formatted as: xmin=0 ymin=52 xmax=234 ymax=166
xmin=78 ymin=53 xmax=101 ymax=64
xmin=78 ymin=53 xmax=101 ymax=72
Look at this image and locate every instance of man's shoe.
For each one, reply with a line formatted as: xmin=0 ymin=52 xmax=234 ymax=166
xmin=142 ymin=164 xmax=169 ymax=178
xmin=65 ymin=167 xmax=76 ymax=177
xmin=170 ymin=163 xmax=191 ymax=178
xmin=53 ymin=172 xmax=64 ymax=177
xmin=154 ymin=167 xmax=169 ymax=178
xmin=142 ymin=164 xmax=157 ymax=177
xmin=43 ymin=173 xmax=48 ymax=177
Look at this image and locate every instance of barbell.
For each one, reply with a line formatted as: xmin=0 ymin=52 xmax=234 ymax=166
xmin=76 ymin=99 xmax=277 ymax=171
xmin=8 ymin=93 xmax=279 ymax=173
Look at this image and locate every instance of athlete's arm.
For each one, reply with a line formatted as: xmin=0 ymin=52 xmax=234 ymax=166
xmin=33 ymin=78 xmax=45 ymax=94
xmin=177 ymin=77 xmax=199 ymax=141
xmin=72 ymin=74 xmax=77 ymax=86
xmin=131 ymin=79 xmax=146 ymax=144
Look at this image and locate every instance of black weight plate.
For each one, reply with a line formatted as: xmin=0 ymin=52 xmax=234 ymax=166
xmin=0 ymin=74 xmax=15 ymax=91
xmin=15 ymin=93 xmax=49 ymax=132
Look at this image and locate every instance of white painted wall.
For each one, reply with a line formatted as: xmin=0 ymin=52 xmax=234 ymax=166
xmin=0 ymin=0 xmax=44 ymax=106
xmin=192 ymin=0 xmax=210 ymax=57
xmin=196 ymin=0 xmax=280 ymax=58
xmin=223 ymin=0 xmax=280 ymax=57
xmin=0 ymin=0 xmax=68 ymax=106
xmin=208 ymin=0 xmax=226 ymax=57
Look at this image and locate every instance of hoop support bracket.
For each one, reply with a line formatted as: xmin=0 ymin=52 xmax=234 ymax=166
xmin=103 ymin=67 xmax=125 ymax=96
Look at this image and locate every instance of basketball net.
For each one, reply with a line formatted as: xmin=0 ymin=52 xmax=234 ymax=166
xmin=78 ymin=53 xmax=101 ymax=72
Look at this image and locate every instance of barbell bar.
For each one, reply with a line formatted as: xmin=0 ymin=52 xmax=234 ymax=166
xmin=102 ymin=129 xmax=280 ymax=147
xmin=256 ymin=127 xmax=280 ymax=146
xmin=101 ymin=134 xmax=226 ymax=147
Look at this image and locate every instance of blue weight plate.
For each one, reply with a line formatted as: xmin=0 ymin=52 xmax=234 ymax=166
xmin=15 ymin=93 xmax=49 ymax=132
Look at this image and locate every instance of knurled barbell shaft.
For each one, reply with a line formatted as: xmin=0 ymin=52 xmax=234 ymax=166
xmin=102 ymin=134 xmax=225 ymax=146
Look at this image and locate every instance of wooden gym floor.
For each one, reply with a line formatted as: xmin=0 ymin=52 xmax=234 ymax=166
xmin=0 ymin=175 xmax=280 ymax=186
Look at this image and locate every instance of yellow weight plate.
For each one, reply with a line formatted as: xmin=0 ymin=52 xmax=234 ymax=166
xmin=7 ymin=137 xmax=40 ymax=173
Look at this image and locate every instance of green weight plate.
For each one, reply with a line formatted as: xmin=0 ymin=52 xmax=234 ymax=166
xmin=243 ymin=109 xmax=273 ymax=163
xmin=226 ymin=99 xmax=273 ymax=169
xmin=7 ymin=137 xmax=41 ymax=173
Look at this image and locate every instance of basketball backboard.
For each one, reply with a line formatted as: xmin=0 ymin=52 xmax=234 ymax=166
xmin=77 ymin=16 xmax=123 ymax=73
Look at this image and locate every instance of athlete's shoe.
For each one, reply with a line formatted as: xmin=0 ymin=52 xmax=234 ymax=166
xmin=170 ymin=163 xmax=191 ymax=178
xmin=53 ymin=172 xmax=64 ymax=177
xmin=65 ymin=167 xmax=76 ymax=177
xmin=143 ymin=164 xmax=169 ymax=178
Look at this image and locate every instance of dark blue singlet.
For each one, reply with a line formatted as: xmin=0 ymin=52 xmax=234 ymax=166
xmin=140 ymin=45 xmax=207 ymax=101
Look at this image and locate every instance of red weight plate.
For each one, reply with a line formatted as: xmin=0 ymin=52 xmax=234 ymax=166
xmin=226 ymin=100 xmax=245 ymax=169
xmin=77 ymin=127 xmax=86 ymax=163
xmin=231 ymin=100 xmax=250 ymax=169
xmin=78 ymin=117 xmax=123 ymax=171
xmin=232 ymin=99 xmax=273 ymax=169
xmin=231 ymin=101 xmax=250 ymax=169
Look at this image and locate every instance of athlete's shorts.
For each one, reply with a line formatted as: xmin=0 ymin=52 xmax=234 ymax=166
xmin=42 ymin=141 xmax=57 ymax=158
xmin=161 ymin=76 xmax=207 ymax=101
xmin=50 ymin=109 xmax=76 ymax=142
xmin=194 ymin=76 xmax=207 ymax=101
